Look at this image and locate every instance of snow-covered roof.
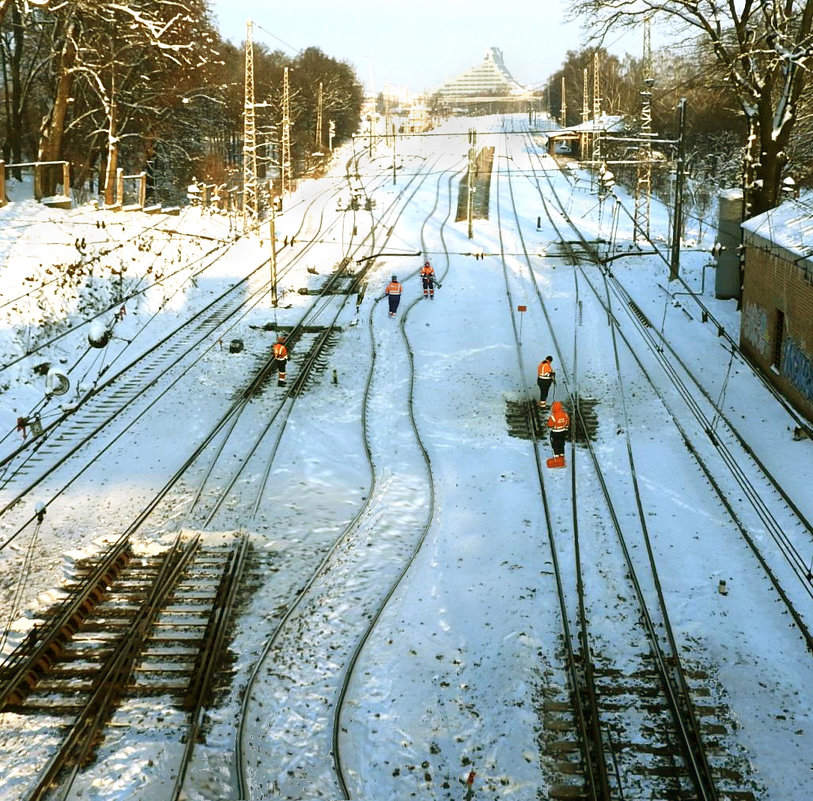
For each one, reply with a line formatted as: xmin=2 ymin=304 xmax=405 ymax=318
xmin=570 ymin=114 xmax=626 ymax=133
xmin=741 ymin=194 xmax=813 ymax=266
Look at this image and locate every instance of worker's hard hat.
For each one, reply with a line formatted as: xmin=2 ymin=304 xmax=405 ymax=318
xmin=391 ymin=275 xmax=397 ymax=281
xmin=545 ymin=355 xmax=553 ymax=361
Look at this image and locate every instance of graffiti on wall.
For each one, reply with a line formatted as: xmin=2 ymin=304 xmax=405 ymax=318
xmin=782 ymin=337 xmax=813 ymax=403
xmin=741 ymin=302 xmax=770 ymax=358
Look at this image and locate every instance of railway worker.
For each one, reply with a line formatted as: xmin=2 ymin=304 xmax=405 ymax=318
xmin=537 ymin=355 xmax=555 ymax=408
xmin=272 ymin=336 xmax=288 ymax=386
xmin=385 ymin=275 xmax=403 ymax=317
xmin=546 ymin=400 xmax=570 ymax=468
xmin=420 ymin=260 xmax=436 ymax=299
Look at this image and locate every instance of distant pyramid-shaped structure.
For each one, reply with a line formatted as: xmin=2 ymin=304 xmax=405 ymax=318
xmin=436 ymin=48 xmax=529 ymax=98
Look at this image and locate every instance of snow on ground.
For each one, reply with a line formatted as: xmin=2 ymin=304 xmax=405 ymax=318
xmin=0 ymin=114 xmax=811 ymax=801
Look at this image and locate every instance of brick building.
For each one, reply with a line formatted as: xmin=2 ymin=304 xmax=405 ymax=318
xmin=740 ymin=196 xmax=813 ymax=422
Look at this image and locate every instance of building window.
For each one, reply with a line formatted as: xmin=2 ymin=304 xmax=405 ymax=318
xmin=772 ymin=308 xmax=785 ymax=369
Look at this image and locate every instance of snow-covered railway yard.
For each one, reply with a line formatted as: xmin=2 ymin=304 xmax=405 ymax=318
xmin=0 ymin=115 xmax=811 ymax=800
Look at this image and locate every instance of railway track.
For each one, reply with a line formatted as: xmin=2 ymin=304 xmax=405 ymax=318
xmin=520 ymin=123 xmax=813 ymax=644
xmin=493 ymin=123 xmax=760 ymax=800
xmin=0 ymin=182 xmax=349 ymax=508
xmin=0 ymin=144 xmax=450 ymax=800
xmin=234 ymin=149 xmax=461 ymax=800
xmin=0 ymin=531 xmax=248 ymax=801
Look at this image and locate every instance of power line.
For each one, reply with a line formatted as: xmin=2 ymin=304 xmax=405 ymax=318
xmin=253 ymin=22 xmax=299 ymax=55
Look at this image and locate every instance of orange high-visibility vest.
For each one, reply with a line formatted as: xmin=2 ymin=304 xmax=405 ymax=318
xmin=272 ymin=342 xmax=288 ymax=360
xmin=547 ymin=407 xmax=569 ymax=432
xmin=386 ymin=281 xmax=402 ymax=295
xmin=538 ymin=360 xmax=553 ymax=379
xmin=420 ymin=265 xmax=434 ymax=277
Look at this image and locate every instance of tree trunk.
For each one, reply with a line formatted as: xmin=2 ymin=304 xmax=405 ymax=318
xmin=38 ymin=23 xmax=78 ymax=194
xmin=103 ymin=100 xmax=118 ymax=206
xmin=8 ymin=2 xmax=24 ymax=177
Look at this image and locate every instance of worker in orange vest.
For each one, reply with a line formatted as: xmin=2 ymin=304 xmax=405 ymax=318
xmin=546 ymin=400 xmax=569 ymax=468
xmin=272 ymin=336 xmax=288 ymax=386
xmin=537 ymin=355 xmax=555 ymax=408
xmin=420 ymin=260 xmax=436 ymax=299
xmin=385 ymin=275 xmax=402 ymax=317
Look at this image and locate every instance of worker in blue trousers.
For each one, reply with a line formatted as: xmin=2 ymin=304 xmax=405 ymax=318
xmin=385 ymin=275 xmax=402 ymax=317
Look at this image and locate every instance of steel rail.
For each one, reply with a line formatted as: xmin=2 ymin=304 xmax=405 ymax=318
xmin=233 ymin=150 xmax=451 ymax=800
xmin=519 ymin=122 xmax=722 ymax=800
xmin=23 ymin=532 xmax=201 ymax=801
xmin=526 ymin=127 xmax=813 ymax=644
xmin=331 ymin=161 xmax=461 ymax=798
xmin=497 ymin=129 xmax=612 ymax=801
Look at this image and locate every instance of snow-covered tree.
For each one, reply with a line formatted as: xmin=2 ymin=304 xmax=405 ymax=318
xmin=32 ymin=0 xmax=220 ymax=202
xmin=569 ymin=0 xmax=813 ymax=216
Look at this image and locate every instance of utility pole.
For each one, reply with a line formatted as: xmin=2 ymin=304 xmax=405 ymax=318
xmin=328 ymin=120 xmax=335 ymax=152
xmin=467 ymin=128 xmax=476 ymax=239
xmin=242 ymin=20 xmax=259 ymax=232
xmin=281 ymin=66 xmax=291 ymax=199
xmin=560 ymin=76 xmax=566 ymax=127
xmin=669 ymin=99 xmax=687 ymax=281
xmin=315 ymin=81 xmax=323 ymax=150
xmin=269 ymin=206 xmax=278 ymax=305
xmin=392 ymin=118 xmax=397 ymax=185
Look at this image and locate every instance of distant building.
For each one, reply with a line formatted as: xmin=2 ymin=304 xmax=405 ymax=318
xmin=740 ymin=196 xmax=813 ymax=422
xmin=405 ymin=105 xmax=432 ymax=133
xmin=436 ymin=48 xmax=529 ymax=98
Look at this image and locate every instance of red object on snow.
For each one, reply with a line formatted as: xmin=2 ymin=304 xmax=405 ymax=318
xmin=517 ymin=305 xmax=527 ymax=312
xmin=546 ymin=455 xmax=566 ymax=468
xmin=466 ymin=770 xmax=476 ymax=786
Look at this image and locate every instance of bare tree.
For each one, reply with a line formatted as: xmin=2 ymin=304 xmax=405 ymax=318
xmin=568 ymin=0 xmax=813 ymax=215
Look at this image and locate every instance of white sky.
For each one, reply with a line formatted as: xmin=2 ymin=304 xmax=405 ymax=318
xmin=209 ymin=0 xmax=599 ymax=93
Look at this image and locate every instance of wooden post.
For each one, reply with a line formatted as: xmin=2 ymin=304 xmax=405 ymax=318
xmin=34 ymin=164 xmax=43 ymax=200
xmin=139 ymin=172 xmax=147 ymax=208
xmin=116 ymin=167 xmax=124 ymax=208
xmin=62 ymin=161 xmax=71 ymax=198
xmin=0 ymin=161 xmax=5 ymax=207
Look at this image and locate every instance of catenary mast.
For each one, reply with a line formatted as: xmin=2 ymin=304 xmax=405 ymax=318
xmin=242 ymin=20 xmax=259 ymax=231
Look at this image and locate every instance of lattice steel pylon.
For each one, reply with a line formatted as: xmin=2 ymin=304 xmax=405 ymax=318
xmin=281 ymin=67 xmax=291 ymax=197
xmin=582 ymin=67 xmax=589 ymax=125
xmin=635 ymin=20 xmax=654 ymax=241
xmin=592 ymin=51 xmax=601 ymax=167
xmin=242 ymin=20 xmax=259 ymax=232
xmin=581 ymin=67 xmax=589 ymax=157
